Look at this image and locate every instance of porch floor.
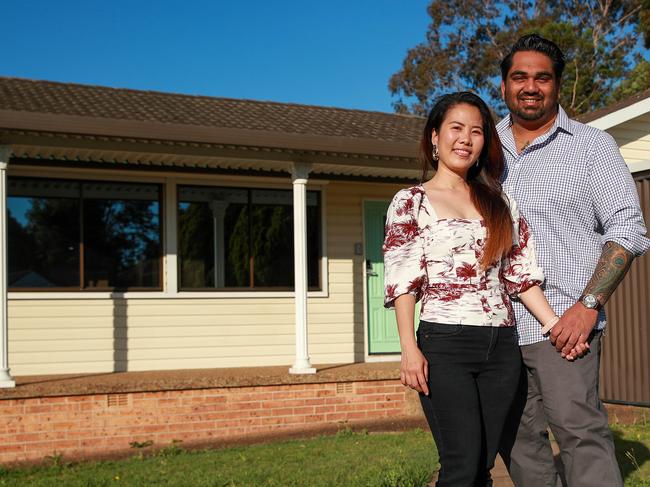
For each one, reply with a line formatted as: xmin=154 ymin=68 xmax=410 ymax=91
xmin=0 ymin=361 xmax=402 ymax=400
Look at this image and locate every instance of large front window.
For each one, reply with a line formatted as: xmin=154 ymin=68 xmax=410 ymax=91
xmin=8 ymin=178 xmax=162 ymax=290
xmin=178 ymin=186 xmax=321 ymax=290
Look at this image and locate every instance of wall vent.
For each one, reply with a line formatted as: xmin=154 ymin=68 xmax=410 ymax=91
xmin=107 ymin=393 xmax=130 ymax=407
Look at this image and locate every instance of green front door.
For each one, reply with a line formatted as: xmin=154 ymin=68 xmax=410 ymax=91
xmin=364 ymin=201 xmax=419 ymax=354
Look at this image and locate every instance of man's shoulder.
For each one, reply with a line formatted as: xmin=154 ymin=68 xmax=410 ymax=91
xmin=564 ymin=113 xmax=614 ymax=145
xmin=496 ymin=115 xmax=510 ymax=135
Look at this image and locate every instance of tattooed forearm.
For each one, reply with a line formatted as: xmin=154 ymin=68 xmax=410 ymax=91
xmin=583 ymin=241 xmax=634 ymax=305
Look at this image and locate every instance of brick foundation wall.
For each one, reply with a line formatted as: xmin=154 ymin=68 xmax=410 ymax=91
xmin=0 ymin=380 xmax=419 ymax=465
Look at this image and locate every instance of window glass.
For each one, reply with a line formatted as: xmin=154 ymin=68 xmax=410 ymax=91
xmin=8 ymin=178 xmax=161 ymax=290
xmin=178 ymin=187 xmax=248 ymax=288
xmin=178 ymin=186 xmax=321 ymax=290
xmin=8 ymin=179 xmax=80 ymax=288
xmin=83 ymin=182 xmax=161 ymax=289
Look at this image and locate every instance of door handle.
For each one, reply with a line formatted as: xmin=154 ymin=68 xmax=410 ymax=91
xmin=365 ymin=260 xmax=378 ymax=277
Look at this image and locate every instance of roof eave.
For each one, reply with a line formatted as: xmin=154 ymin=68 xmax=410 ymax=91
xmin=585 ymin=96 xmax=650 ymax=130
xmin=0 ymin=109 xmax=419 ymax=160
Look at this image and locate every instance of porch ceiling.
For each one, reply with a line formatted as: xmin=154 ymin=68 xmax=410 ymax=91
xmin=4 ymin=131 xmax=421 ymax=180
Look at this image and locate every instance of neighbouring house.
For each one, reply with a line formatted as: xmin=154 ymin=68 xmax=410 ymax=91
xmin=0 ymin=79 xmax=647 ymax=401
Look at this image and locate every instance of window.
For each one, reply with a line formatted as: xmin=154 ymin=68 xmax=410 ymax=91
xmin=178 ymin=185 xmax=321 ymax=290
xmin=8 ymin=178 xmax=162 ymax=290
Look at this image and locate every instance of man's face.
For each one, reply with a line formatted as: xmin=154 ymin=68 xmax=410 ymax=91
xmin=501 ymin=51 xmax=560 ymax=123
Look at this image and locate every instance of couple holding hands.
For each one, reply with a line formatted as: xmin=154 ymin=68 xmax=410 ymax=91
xmin=384 ymin=34 xmax=650 ymax=486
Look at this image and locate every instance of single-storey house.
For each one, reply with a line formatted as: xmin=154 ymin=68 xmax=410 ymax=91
xmin=0 ymin=77 xmax=425 ymax=383
xmin=0 ymin=79 xmax=648 ymax=403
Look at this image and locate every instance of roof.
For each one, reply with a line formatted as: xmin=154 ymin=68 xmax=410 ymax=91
xmin=576 ymin=87 xmax=650 ymax=130
xmin=0 ymin=77 xmax=423 ymax=146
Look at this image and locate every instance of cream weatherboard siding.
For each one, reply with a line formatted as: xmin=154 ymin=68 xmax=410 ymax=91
xmin=6 ymin=179 xmax=404 ymax=375
xmin=606 ymin=112 xmax=650 ymax=169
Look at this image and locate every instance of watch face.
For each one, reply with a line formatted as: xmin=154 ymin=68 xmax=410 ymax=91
xmin=582 ymin=294 xmax=598 ymax=309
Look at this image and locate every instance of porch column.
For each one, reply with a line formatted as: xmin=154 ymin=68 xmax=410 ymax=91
xmin=289 ymin=162 xmax=316 ymax=374
xmin=0 ymin=146 xmax=15 ymax=388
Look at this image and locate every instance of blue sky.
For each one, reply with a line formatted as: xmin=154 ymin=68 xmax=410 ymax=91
xmin=2 ymin=0 xmax=431 ymax=113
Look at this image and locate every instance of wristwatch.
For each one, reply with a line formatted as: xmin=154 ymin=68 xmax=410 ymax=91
xmin=579 ymin=293 xmax=602 ymax=311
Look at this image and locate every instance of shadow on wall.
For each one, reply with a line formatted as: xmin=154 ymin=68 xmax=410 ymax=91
xmin=112 ymin=294 xmax=128 ymax=372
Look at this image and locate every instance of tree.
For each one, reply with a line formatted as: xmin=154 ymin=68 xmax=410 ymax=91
xmin=390 ymin=1 xmax=650 ymax=116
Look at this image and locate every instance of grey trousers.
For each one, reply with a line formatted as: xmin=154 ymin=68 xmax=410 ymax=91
xmin=499 ymin=332 xmax=623 ymax=487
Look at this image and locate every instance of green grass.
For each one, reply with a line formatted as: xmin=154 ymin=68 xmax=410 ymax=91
xmin=0 ymin=424 xmax=649 ymax=487
xmin=613 ymin=423 xmax=650 ymax=487
xmin=0 ymin=429 xmax=438 ymax=487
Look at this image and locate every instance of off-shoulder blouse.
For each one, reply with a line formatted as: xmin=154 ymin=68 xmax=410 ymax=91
xmin=383 ymin=185 xmax=544 ymax=327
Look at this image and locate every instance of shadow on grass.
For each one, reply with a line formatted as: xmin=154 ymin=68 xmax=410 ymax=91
xmin=613 ymin=428 xmax=650 ymax=481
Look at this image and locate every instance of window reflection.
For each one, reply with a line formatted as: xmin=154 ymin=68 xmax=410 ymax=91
xmin=178 ymin=186 xmax=321 ymax=290
xmin=83 ymin=182 xmax=161 ymax=289
xmin=8 ymin=179 xmax=80 ymax=288
xmin=8 ymin=178 xmax=162 ymax=290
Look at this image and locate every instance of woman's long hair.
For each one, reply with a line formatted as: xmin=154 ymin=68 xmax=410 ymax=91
xmin=420 ymin=92 xmax=513 ymax=269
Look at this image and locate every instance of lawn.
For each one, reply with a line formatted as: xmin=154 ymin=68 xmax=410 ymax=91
xmin=0 ymin=429 xmax=438 ymax=487
xmin=0 ymin=424 xmax=648 ymax=487
xmin=613 ymin=423 xmax=650 ymax=486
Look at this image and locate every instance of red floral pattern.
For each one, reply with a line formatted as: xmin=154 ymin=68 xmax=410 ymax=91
xmin=383 ymin=186 xmax=544 ymax=327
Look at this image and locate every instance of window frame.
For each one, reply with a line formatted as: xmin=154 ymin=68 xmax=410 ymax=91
xmin=7 ymin=176 xmax=164 ymax=292
xmin=176 ymin=183 xmax=323 ymax=292
xmin=6 ymin=168 xmax=329 ymax=300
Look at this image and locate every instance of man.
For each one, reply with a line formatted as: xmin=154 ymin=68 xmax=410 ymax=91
xmin=497 ymin=34 xmax=650 ymax=487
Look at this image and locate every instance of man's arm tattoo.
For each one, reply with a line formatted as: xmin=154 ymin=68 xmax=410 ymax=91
xmin=583 ymin=241 xmax=635 ymax=305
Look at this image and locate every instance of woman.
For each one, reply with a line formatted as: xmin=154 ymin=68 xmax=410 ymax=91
xmin=383 ymin=92 xmax=583 ymax=486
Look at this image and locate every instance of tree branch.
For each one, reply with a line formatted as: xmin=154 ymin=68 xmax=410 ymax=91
xmin=571 ymin=60 xmax=579 ymax=110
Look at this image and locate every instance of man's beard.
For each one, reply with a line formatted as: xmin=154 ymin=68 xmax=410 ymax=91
xmin=505 ymin=94 xmax=550 ymax=121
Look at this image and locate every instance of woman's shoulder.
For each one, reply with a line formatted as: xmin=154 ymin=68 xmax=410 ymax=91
xmin=389 ymin=185 xmax=426 ymax=217
xmin=391 ymin=185 xmax=425 ymax=202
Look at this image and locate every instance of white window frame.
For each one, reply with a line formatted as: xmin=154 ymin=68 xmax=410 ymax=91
xmin=7 ymin=165 xmax=329 ymax=300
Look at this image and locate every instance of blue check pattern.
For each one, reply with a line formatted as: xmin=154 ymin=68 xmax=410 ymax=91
xmin=498 ymin=106 xmax=650 ymax=346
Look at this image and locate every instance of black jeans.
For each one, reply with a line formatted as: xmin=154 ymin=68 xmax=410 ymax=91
xmin=417 ymin=321 xmax=521 ymax=487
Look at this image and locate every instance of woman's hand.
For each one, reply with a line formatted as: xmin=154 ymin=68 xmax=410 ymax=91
xmin=564 ymin=341 xmax=590 ymax=361
xmin=400 ymin=344 xmax=429 ymax=395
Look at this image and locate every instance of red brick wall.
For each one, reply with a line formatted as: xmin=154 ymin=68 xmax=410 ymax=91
xmin=0 ymin=380 xmax=414 ymax=465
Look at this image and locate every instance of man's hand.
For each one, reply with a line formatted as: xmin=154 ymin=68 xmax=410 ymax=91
xmin=550 ymin=302 xmax=598 ymax=357
xmin=400 ymin=344 xmax=429 ymax=395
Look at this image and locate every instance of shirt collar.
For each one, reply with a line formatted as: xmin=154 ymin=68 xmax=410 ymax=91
xmin=497 ymin=105 xmax=573 ymax=157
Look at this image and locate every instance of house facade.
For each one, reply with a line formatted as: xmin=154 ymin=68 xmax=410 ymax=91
xmin=0 ymin=77 xmax=425 ymax=379
xmin=0 ymin=79 xmax=648 ymax=404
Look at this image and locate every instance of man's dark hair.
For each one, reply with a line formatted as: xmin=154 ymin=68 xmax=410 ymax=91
xmin=500 ymin=34 xmax=565 ymax=80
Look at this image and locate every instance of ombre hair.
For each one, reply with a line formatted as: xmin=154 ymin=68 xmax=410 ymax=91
xmin=420 ymin=91 xmax=513 ymax=269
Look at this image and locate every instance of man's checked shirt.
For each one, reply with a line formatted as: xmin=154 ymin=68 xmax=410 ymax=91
xmin=498 ymin=106 xmax=650 ymax=346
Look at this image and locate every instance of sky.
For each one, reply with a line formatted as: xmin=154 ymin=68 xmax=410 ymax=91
xmin=2 ymin=0 xmax=432 ymax=113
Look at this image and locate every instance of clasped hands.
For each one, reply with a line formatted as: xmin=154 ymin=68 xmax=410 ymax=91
xmin=548 ymin=302 xmax=598 ymax=361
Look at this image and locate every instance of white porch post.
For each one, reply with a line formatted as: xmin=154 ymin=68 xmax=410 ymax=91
xmin=0 ymin=146 xmax=15 ymax=387
xmin=289 ymin=162 xmax=316 ymax=374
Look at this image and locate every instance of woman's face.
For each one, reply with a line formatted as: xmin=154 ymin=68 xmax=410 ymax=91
xmin=431 ymin=103 xmax=485 ymax=176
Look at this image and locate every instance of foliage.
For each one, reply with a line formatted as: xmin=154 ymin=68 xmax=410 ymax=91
xmin=390 ymin=0 xmax=650 ymax=116
xmin=609 ymin=60 xmax=650 ymax=103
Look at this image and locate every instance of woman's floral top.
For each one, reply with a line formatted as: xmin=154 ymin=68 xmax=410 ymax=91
xmin=383 ymin=185 xmax=544 ymax=327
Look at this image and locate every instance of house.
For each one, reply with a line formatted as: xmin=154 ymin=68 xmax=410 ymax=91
xmin=0 ymin=77 xmax=425 ymax=382
xmin=0 ymin=79 xmax=648 ymax=392
xmin=0 ymin=78 xmax=648 ymax=464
